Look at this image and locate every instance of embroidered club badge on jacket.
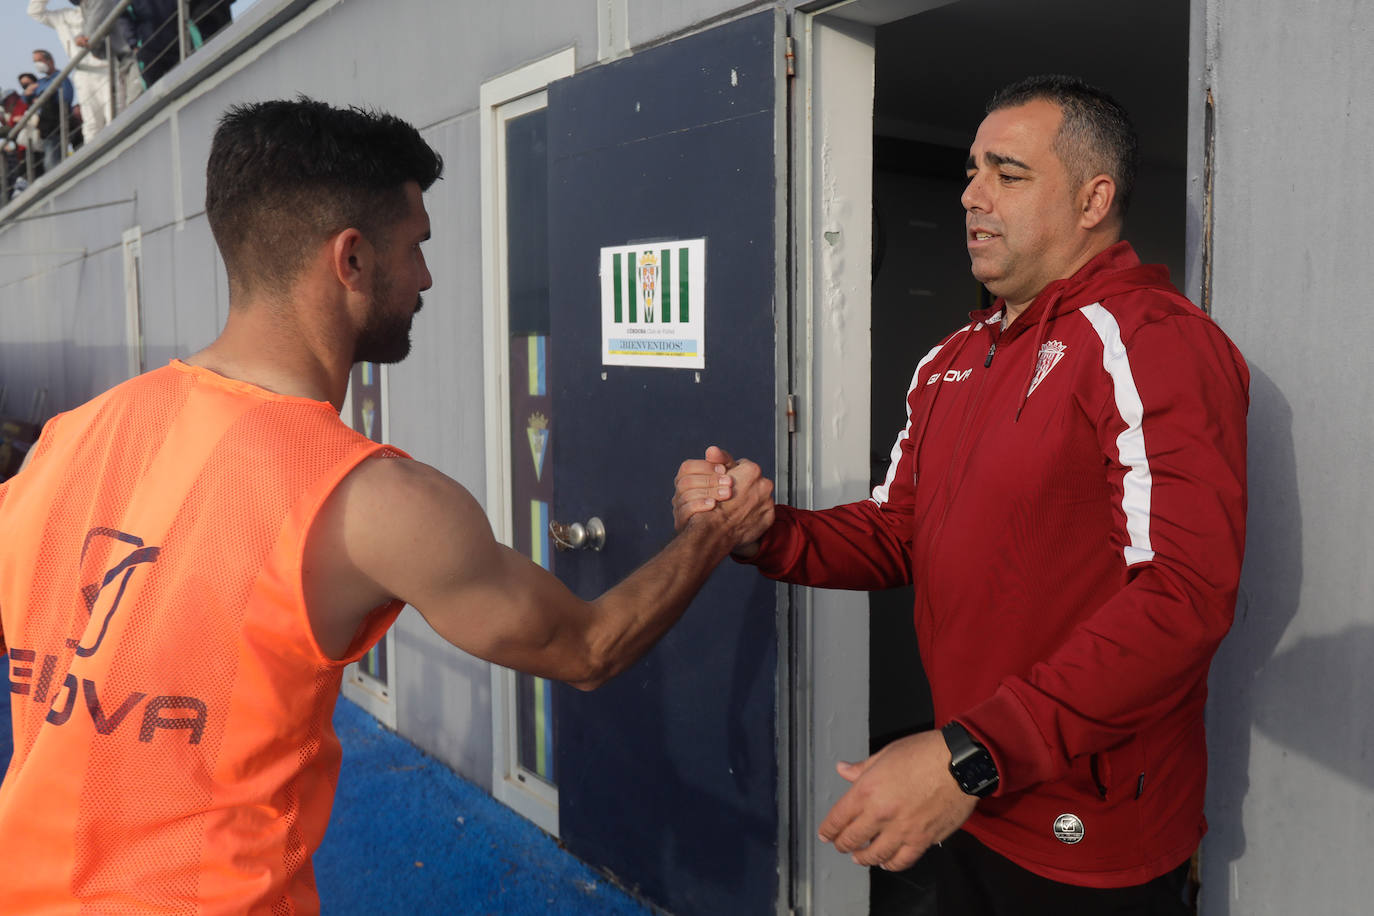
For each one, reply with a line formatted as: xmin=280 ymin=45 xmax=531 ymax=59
xmin=1027 ymin=340 xmax=1068 ymax=396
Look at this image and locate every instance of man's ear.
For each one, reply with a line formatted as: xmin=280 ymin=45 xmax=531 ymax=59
xmin=1078 ymin=174 xmax=1117 ymax=231
xmin=329 ymin=228 xmax=369 ymax=293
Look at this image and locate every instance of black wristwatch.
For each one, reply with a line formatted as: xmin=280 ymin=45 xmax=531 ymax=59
xmin=942 ymin=721 xmax=999 ymax=798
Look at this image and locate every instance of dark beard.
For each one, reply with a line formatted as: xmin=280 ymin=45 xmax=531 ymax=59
xmin=353 ymin=292 xmax=423 ymax=364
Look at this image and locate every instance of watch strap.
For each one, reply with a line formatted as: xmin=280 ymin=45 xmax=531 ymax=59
xmin=942 ymin=721 xmax=999 ymax=798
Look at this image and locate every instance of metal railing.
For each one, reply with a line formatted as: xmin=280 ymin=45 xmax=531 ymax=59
xmin=2 ymin=0 xmax=232 ymax=202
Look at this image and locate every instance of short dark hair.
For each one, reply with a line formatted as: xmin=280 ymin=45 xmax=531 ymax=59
xmin=33 ymin=50 xmax=54 ymax=62
xmin=18 ymin=72 xmax=37 ymax=85
xmin=987 ymin=75 xmax=1139 ymax=217
xmin=205 ymin=97 xmax=444 ymax=300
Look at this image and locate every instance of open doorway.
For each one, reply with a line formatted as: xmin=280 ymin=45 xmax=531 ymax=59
xmin=859 ymin=0 xmax=1191 ymax=911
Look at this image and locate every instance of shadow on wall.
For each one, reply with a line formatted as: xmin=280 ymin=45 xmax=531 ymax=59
xmin=1251 ymin=627 xmax=1374 ymax=789
xmin=1201 ymin=366 xmax=1301 ymax=915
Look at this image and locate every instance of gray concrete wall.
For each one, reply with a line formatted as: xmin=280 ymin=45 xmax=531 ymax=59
xmin=0 ymin=0 xmax=769 ymax=788
xmin=1198 ymin=0 xmax=1374 ymax=912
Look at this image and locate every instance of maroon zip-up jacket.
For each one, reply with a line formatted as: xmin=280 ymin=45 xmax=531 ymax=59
xmin=752 ymin=242 xmax=1249 ymax=887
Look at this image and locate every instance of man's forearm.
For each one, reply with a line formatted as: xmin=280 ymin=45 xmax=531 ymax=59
xmin=575 ymin=513 xmax=736 ymax=690
xmin=751 ymin=501 xmax=912 ymax=590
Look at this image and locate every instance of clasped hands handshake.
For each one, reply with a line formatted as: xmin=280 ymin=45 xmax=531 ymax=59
xmin=672 ymin=445 xmax=977 ymax=872
xmin=672 ymin=445 xmax=772 ymax=557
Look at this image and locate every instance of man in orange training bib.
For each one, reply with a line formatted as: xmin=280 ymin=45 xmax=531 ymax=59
xmin=0 ymin=98 xmax=773 ymax=914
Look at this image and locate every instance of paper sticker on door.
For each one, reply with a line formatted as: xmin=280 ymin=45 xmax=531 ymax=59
xmin=600 ymin=239 xmax=706 ymax=369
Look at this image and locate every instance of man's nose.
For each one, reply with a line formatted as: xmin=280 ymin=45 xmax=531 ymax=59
xmin=961 ymin=174 xmax=986 ymax=212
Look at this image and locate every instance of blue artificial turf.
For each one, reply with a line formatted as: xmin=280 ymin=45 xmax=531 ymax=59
xmin=0 ymin=658 xmax=655 ymax=915
xmin=317 ymin=697 xmax=656 ymax=915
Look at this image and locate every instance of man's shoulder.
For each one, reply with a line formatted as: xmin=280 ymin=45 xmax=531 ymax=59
xmin=1084 ymin=284 xmax=1218 ymax=343
xmin=55 ymin=365 xmax=176 ymax=423
xmin=331 ymin=455 xmax=472 ymax=527
xmin=1074 ymin=286 xmax=1247 ymax=392
xmin=314 ymin=456 xmax=488 ymax=597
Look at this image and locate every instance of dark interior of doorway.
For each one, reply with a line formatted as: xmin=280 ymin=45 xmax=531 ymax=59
xmin=864 ymin=1 xmax=1189 ymax=912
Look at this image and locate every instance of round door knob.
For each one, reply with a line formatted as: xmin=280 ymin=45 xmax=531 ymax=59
xmin=549 ymin=516 xmax=606 ymax=552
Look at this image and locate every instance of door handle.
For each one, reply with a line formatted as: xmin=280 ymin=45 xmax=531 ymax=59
xmin=549 ymin=516 xmax=606 ymax=552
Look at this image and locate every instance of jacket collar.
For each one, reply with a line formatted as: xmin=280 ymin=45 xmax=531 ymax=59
xmin=969 ymin=241 xmax=1175 ymax=335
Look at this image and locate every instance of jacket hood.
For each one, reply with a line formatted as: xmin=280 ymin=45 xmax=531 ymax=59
xmin=971 ymin=241 xmax=1177 ymax=332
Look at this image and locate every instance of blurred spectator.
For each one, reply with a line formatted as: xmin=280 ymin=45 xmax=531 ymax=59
xmin=191 ymin=0 xmax=233 ymax=44
xmin=2 ymin=87 xmax=33 ymax=199
xmin=23 ymin=50 xmax=78 ymax=171
xmin=127 ymin=0 xmax=179 ymax=89
xmin=12 ymin=72 xmax=44 ymax=186
xmin=127 ymin=0 xmax=235 ymax=92
xmin=13 ymin=72 xmax=42 ymax=166
xmin=76 ymin=0 xmax=143 ymax=114
xmin=27 ymin=0 xmax=113 ymax=137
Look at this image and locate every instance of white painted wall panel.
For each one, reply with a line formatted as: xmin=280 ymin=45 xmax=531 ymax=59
xmin=1200 ymin=1 xmax=1374 ymax=913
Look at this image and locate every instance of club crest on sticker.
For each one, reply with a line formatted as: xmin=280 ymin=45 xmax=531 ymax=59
xmin=1053 ymin=813 xmax=1085 ymax=845
xmin=638 ymin=251 xmax=660 ymax=322
xmin=1027 ymin=340 xmax=1067 ymax=396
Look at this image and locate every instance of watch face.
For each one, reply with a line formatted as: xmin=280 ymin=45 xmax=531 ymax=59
xmin=959 ymin=753 xmax=999 ymax=796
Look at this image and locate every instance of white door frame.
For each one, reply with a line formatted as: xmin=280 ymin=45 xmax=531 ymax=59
xmin=339 ymin=366 xmax=399 ymax=729
xmin=479 ymin=47 xmax=577 ymax=838
xmin=790 ymin=9 xmax=875 ymax=914
xmin=789 ymin=2 xmax=960 ymax=913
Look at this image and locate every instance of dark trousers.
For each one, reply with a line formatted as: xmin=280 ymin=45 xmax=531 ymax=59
xmin=936 ymin=830 xmax=1192 ymax=916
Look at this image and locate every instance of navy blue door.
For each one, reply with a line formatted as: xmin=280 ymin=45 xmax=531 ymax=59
xmin=547 ymin=11 xmax=783 ymax=916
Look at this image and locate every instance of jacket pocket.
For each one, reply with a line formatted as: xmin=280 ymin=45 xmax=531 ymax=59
xmin=1089 ymin=751 xmax=1111 ymax=800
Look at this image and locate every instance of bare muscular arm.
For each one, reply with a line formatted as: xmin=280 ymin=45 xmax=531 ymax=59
xmin=303 ymin=456 xmax=774 ymax=689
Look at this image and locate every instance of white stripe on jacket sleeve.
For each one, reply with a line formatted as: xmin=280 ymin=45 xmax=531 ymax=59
xmin=1081 ymin=304 xmax=1155 ymax=565
xmin=870 ymin=335 xmax=963 ymax=507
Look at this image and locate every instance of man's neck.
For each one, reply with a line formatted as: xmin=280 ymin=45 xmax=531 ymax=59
xmin=1000 ymin=232 xmax=1121 ymax=329
xmin=186 ymin=297 xmax=354 ymax=410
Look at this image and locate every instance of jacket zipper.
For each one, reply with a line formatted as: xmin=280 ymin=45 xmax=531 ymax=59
xmin=927 ymin=325 xmax=1002 ymax=543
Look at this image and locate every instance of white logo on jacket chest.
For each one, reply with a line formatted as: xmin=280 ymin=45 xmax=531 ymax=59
xmin=1027 ymin=340 xmax=1068 ymax=396
xmin=926 ymin=368 xmax=973 ymax=386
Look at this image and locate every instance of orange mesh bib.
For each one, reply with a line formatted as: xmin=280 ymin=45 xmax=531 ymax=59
xmin=0 ymin=361 xmax=406 ymax=914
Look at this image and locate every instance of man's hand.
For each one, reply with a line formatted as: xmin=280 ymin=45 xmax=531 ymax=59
xmin=818 ymin=730 xmax=978 ymax=872
xmin=673 ymin=445 xmax=735 ymax=526
xmin=75 ymin=35 xmax=89 ymax=48
xmin=672 ymin=445 xmax=771 ymax=557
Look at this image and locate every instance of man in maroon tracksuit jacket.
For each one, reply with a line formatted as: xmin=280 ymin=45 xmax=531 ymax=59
xmin=675 ymin=76 xmax=1248 ymax=914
